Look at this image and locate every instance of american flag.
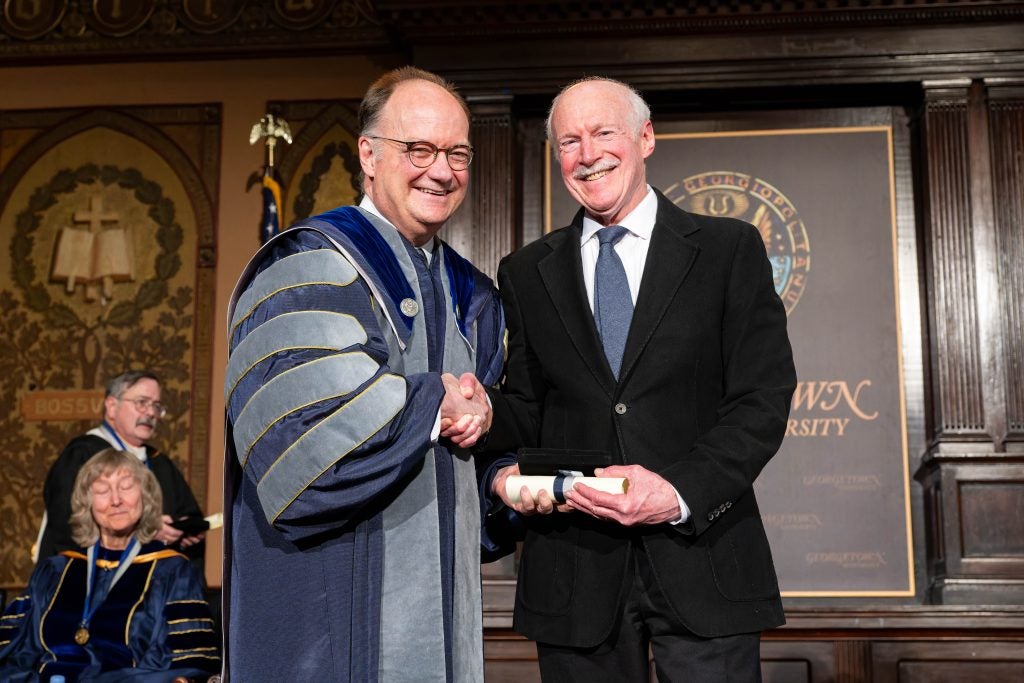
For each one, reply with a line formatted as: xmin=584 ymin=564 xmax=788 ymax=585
xmin=259 ymin=168 xmax=283 ymax=245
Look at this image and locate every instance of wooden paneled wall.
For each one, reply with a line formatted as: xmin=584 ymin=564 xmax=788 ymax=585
xmin=483 ymin=608 xmax=1024 ymax=681
xmin=3 ymin=2 xmax=1024 ymax=680
xmin=410 ymin=4 xmax=1024 ymax=679
xmin=915 ymin=80 xmax=1024 ymax=605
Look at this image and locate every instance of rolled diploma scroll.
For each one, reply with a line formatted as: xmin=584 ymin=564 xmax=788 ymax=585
xmin=505 ymin=475 xmax=629 ymax=504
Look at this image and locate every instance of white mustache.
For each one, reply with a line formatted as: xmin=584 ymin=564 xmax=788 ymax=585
xmin=137 ymin=418 xmax=158 ymax=428
xmin=573 ymin=160 xmax=617 ymax=179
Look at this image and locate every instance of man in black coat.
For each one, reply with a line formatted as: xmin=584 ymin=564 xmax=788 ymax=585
xmin=37 ymin=370 xmax=205 ymax=564
xmin=480 ymin=77 xmax=797 ymax=681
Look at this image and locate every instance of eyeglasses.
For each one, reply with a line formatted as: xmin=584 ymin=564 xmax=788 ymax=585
xmin=118 ymin=396 xmax=167 ymax=418
xmin=367 ymin=136 xmax=474 ymax=171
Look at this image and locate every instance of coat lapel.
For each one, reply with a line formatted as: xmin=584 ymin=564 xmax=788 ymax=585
xmin=619 ymin=193 xmax=701 ymax=383
xmin=537 ymin=217 xmax=617 ymax=396
xmin=538 ymin=194 xmax=702 ymax=393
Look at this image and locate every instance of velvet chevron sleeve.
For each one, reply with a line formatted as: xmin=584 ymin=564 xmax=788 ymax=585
xmin=0 ymin=590 xmax=36 ymax=676
xmin=225 ymin=231 xmax=444 ymax=543
xmin=0 ymin=559 xmax=63 ymax=679
xmin=472 ymin=276 xmax=508 ymax=389
xmin=128 ymin=556 xmax=219 ymax=677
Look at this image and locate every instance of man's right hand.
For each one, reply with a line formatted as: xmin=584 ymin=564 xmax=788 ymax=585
xmin=156 ymin=514 xmax=185 ymax=546
xmin=156 ymin=514 xmax=205 ymax=548
xmin=492 ymin=464 xmax=570 ymax=516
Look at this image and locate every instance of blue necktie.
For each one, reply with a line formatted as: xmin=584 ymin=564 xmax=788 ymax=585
xmin=594 ymin=226 xmax=633 ymax=378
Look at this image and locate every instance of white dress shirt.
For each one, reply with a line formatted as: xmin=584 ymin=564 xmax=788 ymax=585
xmin=579 ymin=187 xmax=692 ymax=525
xmin=580 ymin=187 xmax=657 ymax=309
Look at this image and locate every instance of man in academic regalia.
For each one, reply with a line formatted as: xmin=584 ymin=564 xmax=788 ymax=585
xmin=38 ymin=370 xmax=205 ymax=565
xmin=223 ymin=66 xmax=504 ymax=682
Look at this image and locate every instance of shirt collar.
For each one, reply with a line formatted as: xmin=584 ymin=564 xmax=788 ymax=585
xmin=88 ymin=425 xmax=147 ymax=461
xmin=580 ymin=186 xmax=657 ymax=245
xmin=359 ymin=194 xmax=386 ymax=224
xmin=359 ymin=195 xmax=435 ymax=255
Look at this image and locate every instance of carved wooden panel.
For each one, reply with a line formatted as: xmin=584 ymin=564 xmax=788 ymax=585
xmin=921 ymin=91 xmax=987 ymax=437
xmin=0 ymin=0 xmax=386 ymax=63
xmin=897 ymin=661 xmax=1024 ymax=682
xmin=916 ymin=457 xmax=1024 ymax=603
xmin=959 ymin=482 xmax=1024 ymax=557
xmin=485 ymin=608 xmax=1024 ymax=681
xmin=761 ymin=641 xmax=835 ymax=683
xmin=836 ymin=640 xmax=873 ymax=683
xmin=989 ymin=97 xmax=1024 ymax=437
xmin=459 ymin=98 xmax=516 ymax=280
xmin=873 ymin=641 xmax=1024 ymax=682
xmin=0 ymin=104 xmax=220 ymax=588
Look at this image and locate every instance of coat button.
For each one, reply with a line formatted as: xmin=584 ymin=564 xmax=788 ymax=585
xmin=614 ymin=403 xmax=627 ymax=415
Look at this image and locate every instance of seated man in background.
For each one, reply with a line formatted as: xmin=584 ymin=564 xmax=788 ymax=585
xmin=37 ymin=370 xmax=206 ymax=564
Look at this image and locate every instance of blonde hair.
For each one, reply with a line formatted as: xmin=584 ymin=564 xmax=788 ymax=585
xmin=69 ymin=449 xmax=164 ymax=547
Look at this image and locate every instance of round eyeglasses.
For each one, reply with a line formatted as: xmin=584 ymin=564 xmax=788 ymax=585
xmin=118 ymin=396 xmax=167 ymax=418
xmin=367 ymin=136 xmax=474 ymax=171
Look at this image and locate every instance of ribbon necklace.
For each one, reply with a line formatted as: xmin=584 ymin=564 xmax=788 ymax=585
xmin=75 ymin=536 xmax=140 ymax=646
xmin=100 ymin=421 xmax=127 ymax=450
xmin=100 ymin=421 xmax=150 ymax=470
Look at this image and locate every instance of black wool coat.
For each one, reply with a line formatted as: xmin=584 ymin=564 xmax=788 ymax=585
xmin=486 ymin=190 xmax=797 ymax=647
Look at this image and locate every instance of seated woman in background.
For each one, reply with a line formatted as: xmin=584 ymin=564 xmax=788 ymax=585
xmin=0 ymin=449 xmax=219 ymax=682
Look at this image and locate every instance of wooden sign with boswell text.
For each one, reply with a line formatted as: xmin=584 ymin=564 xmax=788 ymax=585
xmin=21 ymin=390 xmax=105 ymax=421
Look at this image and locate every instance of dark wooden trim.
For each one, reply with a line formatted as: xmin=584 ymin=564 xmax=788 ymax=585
xmin=919 ymin=85 xmax=988 ymax=441
xmin=484 ymin=606 xmax=1024 ymax=681
xmin=4 ymin=1 xmax=1024 ymax=68
xmin=967 ymin=81 xmax=1009 ymax=451
xmin=988 ymin=96 xmax=1024 ymax=439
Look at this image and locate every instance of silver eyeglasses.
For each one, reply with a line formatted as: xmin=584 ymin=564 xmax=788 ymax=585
xmin=118 ymin=396 xmax=167 ymax=418
xmin=367 ymin=136 xmax=474 ymax=171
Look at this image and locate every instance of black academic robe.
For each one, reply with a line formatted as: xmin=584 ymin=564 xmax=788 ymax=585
xmin=39 ymin=434 xmax=204 ymax=563
xmin=0 ymin=541 xmax=218 ymax=682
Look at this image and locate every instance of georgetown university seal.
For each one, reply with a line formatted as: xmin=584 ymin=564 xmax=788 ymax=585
xmin=664 ymin=171 xmax=810 ymax=315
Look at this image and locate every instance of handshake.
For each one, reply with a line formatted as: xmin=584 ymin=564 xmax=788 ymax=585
xmin=439 ymin=372 xmax=490 ymax=449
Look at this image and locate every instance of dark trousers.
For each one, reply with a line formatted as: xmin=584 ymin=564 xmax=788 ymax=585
xmin=537 ymin=544 xmax=762 ymax=683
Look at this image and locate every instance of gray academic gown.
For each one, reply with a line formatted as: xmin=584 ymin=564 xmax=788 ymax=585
xmin=223 ymin=207 xmax=505 ymax=682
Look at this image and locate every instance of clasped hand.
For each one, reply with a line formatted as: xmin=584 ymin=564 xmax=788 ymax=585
xmin=439 ymin=372 xmax=491 ymax=448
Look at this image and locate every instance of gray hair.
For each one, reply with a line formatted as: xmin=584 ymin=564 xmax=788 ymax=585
xmin=69 ymin=449 xmax=164 ymax=547
xmin=545 ymin=76 xmax=651 ymax=146
xmin=105 ymin=370 xmax=160 ymax=399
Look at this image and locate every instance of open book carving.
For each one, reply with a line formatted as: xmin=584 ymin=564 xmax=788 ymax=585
xmin=50 ymin=194 xmax=135 ymax=301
